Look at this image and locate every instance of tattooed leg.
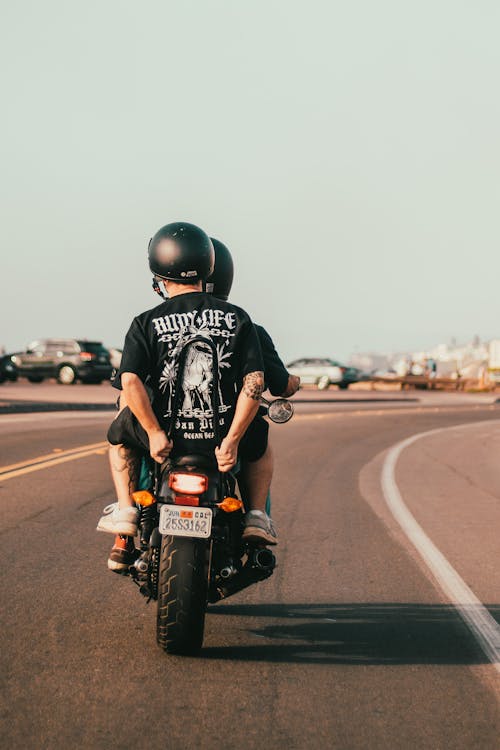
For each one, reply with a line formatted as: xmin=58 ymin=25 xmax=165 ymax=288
xmin=108 ymin=443 xmax=141 ymax=508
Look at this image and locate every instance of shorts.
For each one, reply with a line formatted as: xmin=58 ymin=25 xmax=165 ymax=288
xmin=107 ymin=407 xmax=149 ymax=454
xmin=238 ymin=414 xmax=269 ymax=463
xmin=107 ymin=407 xmax=269 ymax=464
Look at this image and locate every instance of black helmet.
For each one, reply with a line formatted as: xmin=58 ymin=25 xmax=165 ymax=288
xmin=205 ymin=238 xmax=234 ymax=300
xmin=148 ymin=222 xmax=215 ymax=283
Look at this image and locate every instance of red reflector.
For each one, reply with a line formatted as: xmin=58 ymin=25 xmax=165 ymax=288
xmin=169 ymin=472 xmax=208 ymax=495
xmin=173 ymin=495 xmax=199 ymax=506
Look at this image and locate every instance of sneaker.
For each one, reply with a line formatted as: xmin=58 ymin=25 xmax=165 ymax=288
xmin=242 ymin=510 xmax=278 ymax=545
xmin=108 ymin=535 xmax=138 ymax=572
xmin=96 ymin=503 xmax=139 ymax=536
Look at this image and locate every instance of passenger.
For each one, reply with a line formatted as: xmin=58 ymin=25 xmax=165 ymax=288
xmin=206 ymin=238 xmax=300 ymax=529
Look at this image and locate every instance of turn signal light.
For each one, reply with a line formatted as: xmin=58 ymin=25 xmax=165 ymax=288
xmin=217 ymin=496 xmax=244 ymax=513
xmin=169 ymin=472 xmax=208 ymax=495
xmin=132 ymin=490 xmax=156 ymax=507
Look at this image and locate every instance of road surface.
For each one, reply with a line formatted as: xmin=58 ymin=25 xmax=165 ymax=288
xmin=1 ymin=389 xmax=499 ymax=749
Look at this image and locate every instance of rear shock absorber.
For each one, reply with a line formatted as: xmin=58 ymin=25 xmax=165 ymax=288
xmin=131 ymin=504 xmax=160 ymax=600
xmin=139 ymin=503 xmax=158 ymax=549
xmin=132 ymin=489 xmax=158 ymax=549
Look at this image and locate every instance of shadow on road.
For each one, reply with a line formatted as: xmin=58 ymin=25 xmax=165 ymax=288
xmin=203 ymin=602 xmax=499 ymax=665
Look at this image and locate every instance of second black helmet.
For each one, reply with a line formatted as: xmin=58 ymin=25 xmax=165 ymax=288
xmin=205 ymin=238 xmax=234 ymax=300
xmin=148 ymin=222 xmax=215 ymax=283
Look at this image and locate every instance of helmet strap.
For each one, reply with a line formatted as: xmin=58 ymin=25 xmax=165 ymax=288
xmin=152 ymin=277 xmax=168 ymax=300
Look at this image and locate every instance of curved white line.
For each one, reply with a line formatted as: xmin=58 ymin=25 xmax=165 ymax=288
xmin=381 ymin=422 xmax=500 ymax=675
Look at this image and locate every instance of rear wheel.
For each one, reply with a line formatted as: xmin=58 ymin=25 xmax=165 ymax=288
xmin=28 ymin=375 xmax=44 ymax=383
xmin=338 ymin=382 xmax=349 ymax=390
xmin=157 ymin=535 xmax=209 ymax=655
xmin=57 ymin=365 xmax=77 ymax=384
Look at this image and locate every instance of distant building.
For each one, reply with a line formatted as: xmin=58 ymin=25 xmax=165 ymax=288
xmin=351 ymin=337 xmax=495 ymax=379
xmin=348 ymin=352 xmax=390 ymax=373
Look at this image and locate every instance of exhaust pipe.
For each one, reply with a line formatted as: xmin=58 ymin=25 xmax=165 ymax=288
xmin=134 ymin=556 xmax=149 ymax=574
xmin=219 ymin=564 xmax=238 ymax=579
xmin=251 ymin=547 xmax=275 ymax=571
xmin=208 ymin=550 xmax=276 ymax=603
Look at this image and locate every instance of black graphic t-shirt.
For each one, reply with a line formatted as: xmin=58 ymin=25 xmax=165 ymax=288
xmin=116 ymin=292 xmax=263 ymax=457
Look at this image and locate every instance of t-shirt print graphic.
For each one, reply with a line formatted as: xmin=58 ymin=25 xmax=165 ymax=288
xmin=157 ymin=319 xmax=233 ymax=441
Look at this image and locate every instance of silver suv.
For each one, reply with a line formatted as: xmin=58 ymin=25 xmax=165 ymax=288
xmin=11 ymin=338 xmax=113 ymax=384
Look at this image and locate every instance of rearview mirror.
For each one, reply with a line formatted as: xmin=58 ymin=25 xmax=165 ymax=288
xmin=267 ymin=398 xmax=294 ymax=424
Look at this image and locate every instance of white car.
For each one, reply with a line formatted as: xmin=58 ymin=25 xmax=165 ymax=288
xmin=286 ymin=358 xmax=344 ymax=390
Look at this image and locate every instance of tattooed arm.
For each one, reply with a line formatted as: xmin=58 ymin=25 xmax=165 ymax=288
xmin=243 ymin=371 xmax=265 ymax=400
xmin=215 ymin=370 xmax=264 ymax=472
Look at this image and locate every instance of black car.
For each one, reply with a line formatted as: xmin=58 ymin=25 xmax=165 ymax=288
xmin=0 ymin=353 xmax=18 ymax=384
xmin=11 ymin=338 xmax=113 ymax=384
xmin=337 ymin=363 xmax=364 ymax=389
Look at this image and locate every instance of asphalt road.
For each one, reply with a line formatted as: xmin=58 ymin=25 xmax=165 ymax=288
xmin=1 ymin=392 xmax=499 ymax=749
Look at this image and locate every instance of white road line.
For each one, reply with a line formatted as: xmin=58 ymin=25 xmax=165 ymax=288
xmin=381 ymin=421 xmax=500 ymax=675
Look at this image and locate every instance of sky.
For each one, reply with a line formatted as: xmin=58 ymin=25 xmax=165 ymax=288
xmin=1 ymin=1 xmax=499 ymax=363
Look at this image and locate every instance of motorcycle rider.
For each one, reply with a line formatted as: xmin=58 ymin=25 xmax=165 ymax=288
xmin=98 ymin=222 xmax=276 ymax=562
xmin=101 ymin=231 xmax=298 ymax=571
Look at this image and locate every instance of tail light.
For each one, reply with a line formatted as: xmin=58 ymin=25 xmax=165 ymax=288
xmin=80 ymin=351 xmax=96 ymax=361
xmin=169 ymin=472 xmax=208 ymax=495
xmin=169 ymin=472 xmax=208 ymax=505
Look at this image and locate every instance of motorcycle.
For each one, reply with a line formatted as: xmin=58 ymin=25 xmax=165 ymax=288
xmin=105 ymin=338 xmax=294 ymax=655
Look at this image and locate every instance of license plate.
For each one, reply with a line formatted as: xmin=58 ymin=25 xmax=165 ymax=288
xmin=159 ymin=505 xmax=212 ymax=538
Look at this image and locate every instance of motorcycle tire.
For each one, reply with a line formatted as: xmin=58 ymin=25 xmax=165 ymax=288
xmin=157 ymin=535 xmax=209 ymax=655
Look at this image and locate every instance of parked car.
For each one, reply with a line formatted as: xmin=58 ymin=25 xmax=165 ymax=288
xmin=337 ymin=363 xmax=365 ymax=389
xmin=11 ymin=339 xmax=113 ymax=384
xmin=287 ymin=358 xmax=363 ymax=390
xmin=0 ymin=353 xmax=18 ymax=384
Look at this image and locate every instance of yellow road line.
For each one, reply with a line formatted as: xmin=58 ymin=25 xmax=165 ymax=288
xmin=0 ymin=441 xmax=108 ymax=481
xmin=0 ymin=441 xmax=108 ymax=473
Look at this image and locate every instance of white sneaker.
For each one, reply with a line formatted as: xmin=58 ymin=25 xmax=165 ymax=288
xmin=96 ymin=503 xmax=139 ymax=536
